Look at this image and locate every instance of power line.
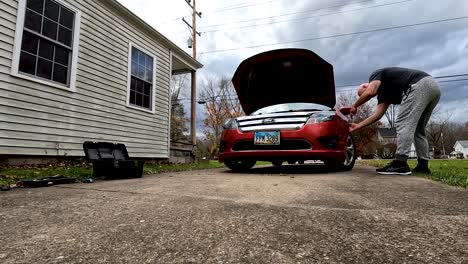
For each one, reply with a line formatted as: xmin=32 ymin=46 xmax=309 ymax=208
xmin=170 ymin=0 xmax=373 ymax=29
xmin=211 ymin=1 xmax=253 ymax=10
xmin=200 ymin=15 xmax=468 ymax=54
xmin=214 ymin=0 xmax=278 ymax=12
xmin=173 ymin=0 xmax=378 ymax=36
xmin=159 ymin=16 xmax=186 ymax=24
xmin=175 ymin=77 xmax=468 ymax=101
xmin=336 ymin=79 xmax=468 ymax=93
xmin=200 ymin=0 xmax=404 ymax=31
xmin=155 ymin=0 xmax=199 ymax=25
xmin=174 ymin=74 xmax=468 ymax=101
xmin=433 ymin=74 xmax=468 ymax=79
xmin=214 ymin=0 xmax=282 ymax=10
xmin=173 ymin=0 xmax=281 ymax=24
xmin=439 ymin=78 xmax=468 ymax=84
xmin=335 ymin=73 xmax=468 ymax=88
xmin=202 ymin=0 xmax=413 ymax=34
xmin=164 ymin=0 xmax=283 ymax=28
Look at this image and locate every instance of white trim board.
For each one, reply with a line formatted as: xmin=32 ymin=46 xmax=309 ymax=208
xmin=168 ymin=49 xmax=173 ymax=155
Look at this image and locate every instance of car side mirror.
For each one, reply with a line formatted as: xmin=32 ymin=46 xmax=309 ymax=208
xmin=339 ymin=107 xmax=351 ymax=116
xmin=336 ymin=107 xmax=351 ymax=122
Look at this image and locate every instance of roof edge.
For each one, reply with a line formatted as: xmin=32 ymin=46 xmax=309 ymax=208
xmin=455 ymin=140 xmax=468 ymax=147
xmin=105 ymin=0 xmax=203 ymax=70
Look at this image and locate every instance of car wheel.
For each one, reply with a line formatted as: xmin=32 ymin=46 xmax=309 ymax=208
xmin=324 ymin=135 xmax=356 ymax=171
xmin=224 ymin=159 xmax=256 ymax=172
xmin=287 ymin=160 xmax=296 ymax=165
xmin=298 ymin=160 xmax=305 ymax=165
xmin=272 ymin=160 xmax=283 ymax=167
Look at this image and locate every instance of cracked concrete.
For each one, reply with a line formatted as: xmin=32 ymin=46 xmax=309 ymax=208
xmin=0 ymin=164 xmax=467 ymax=263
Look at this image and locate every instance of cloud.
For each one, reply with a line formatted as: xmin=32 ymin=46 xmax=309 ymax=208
xmin=118 ymin=0 xmax=468 ymax=123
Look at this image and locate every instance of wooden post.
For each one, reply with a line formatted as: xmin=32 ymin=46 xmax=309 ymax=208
xmin=190 ymin=0 xmax=197 ymax=145
xmin=191 ymin=70 xmax=196 ymax=145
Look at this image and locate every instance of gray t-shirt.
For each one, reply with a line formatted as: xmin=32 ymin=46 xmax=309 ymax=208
xmin=369 ymin=67 xmax=429 ymax=104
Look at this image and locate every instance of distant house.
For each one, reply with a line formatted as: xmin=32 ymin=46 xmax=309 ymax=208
xmin=375 ymin=128 xmax=397 ymax=158
xmin=0 ymin=0 xmax=202 ymax=164
xmin=377 ymin=128 xmax=435 ymax=159
xmin=377 ymin=128 xmax=397 ymax=144
xmin=451 ymin=141 xmax=468 ymax=159
xmin=409 ymin=143 xmax=435 ymax=159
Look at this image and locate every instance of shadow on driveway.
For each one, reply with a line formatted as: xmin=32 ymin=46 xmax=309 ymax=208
xmin=223 ymin=163 xmax=350 ymax=175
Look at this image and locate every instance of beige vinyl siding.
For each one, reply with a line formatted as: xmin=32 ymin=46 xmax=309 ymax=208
xmin=0 ymin=0 xmax=172 ymax=158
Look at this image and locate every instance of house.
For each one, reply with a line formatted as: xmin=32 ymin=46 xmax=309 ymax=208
xmin=376 ymin=128 xmax=434 ymax=159
xmin=375 ymin=128 xmax=397 ymax=158
xmin=451 ymin=141 xmax=468 ymax=159
xmin=0 ymin=0 xmax=202 ymax=164
xmin=377 ymin=128 xmax=397 ymax=145
xmin=409 ymin=143 xmax=435 ymax=159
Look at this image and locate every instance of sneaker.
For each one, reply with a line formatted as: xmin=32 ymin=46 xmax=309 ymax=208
xmin=376 ymin=160 xmax=412 ymax=175
xmin=412 ymin=164 xmax=431 ymax=174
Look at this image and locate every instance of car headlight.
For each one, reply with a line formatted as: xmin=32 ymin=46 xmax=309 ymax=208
xmin=223 ymin=118 xmax=238 ymax=129
xmin=306 ymin=112 xmax=335 ymax=124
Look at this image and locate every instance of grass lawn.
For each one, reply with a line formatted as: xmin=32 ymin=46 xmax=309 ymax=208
xmin=3 ymin=159 xmax=465 ymax=189
xmin=0 ymin=160 xmax=227 ymax=186
xmin=358 ymin=159 xmax=468 ymax=189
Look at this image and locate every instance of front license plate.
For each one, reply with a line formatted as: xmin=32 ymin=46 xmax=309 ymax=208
xmin=254 ymin=131 xmax=280 ymax=145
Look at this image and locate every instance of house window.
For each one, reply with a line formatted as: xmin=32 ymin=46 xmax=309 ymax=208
xmin=18 ymin=0 xmax=76 ymax=86
xmin=129 ymin=46 xmax=154 ymax=111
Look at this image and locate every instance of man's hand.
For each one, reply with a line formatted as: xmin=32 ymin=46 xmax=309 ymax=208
xmin=349 ymin=103 xmax=389 ymax=133
xmin=349 ymin=123 xmax=360 ymax=133
xmin=350 ymin=106 xmax=357 ymax=117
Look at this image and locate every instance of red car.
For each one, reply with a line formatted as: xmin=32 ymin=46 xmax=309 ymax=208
xmin=219 ymin=49 xmax=356 ymax=171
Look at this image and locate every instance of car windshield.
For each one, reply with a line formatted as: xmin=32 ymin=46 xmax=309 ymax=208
xmin=251 ymin=103 xmax=332 ymax=115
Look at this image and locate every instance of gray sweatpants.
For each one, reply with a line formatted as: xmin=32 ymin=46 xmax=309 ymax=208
xmin=395 ymin=76 xmax=441 ymax=161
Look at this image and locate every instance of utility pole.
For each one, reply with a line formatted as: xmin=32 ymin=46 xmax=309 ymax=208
xmin=183 ymin=0 xmax=201 ymax=145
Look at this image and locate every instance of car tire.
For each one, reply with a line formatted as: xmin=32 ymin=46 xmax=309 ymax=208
xmin=287 ymin=160 xmax=296 ymax=165
xmin=298 ymin=160 xmax=305 ymax=165
xmin=272 ymin=160 xmax=283 ymax=167
xmin=324 ymin=135 xmax=356 ymax=171
xmin=224 ymin=159 xmax=256 ymax=172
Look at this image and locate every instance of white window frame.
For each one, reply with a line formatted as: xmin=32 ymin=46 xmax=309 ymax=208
xmin=126 ymin=42 xmax=157 ymax=114
xmin=11 ymin=0 xmax=81 ymax=92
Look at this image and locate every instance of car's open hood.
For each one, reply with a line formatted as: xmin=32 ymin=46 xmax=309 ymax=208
xmin=232 ymin=49 xmax=336 ymax=115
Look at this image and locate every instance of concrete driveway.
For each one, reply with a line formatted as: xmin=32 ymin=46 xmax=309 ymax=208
xmin=1 ymin=164 xmax=467 ymax=264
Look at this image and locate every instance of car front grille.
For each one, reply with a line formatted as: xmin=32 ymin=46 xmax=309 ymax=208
xmin=236 ymin=112 xmax=312 ymax=132
xmin=232 ymin=139 xmax=312 ymax=151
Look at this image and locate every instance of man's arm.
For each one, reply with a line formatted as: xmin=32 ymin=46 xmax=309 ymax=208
xmin=349 ymin=102 xmax=389 ymax=132
xmin=350 ymin=80 xmax=381 ymax=116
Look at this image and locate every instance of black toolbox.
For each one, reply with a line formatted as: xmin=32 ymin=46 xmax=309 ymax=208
xmin=83 ymin=142 xmax=144 ymax=179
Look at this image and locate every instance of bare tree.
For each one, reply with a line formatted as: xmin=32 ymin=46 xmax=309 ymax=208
xmin=335 ymin=92 xmax=380 ymax=157
xmin=443 ymin=121 xmax=464 ymax=154
xmin=427 ymin=107 xmax=453 ymax=156
xmin=171 ymin=74 xmax=189 ymax=102
xmin=170 ymin=74 xmax=189 ymax=142
xmin=453 ymin=121 xmax=468 ymax=141
xmin=199 ymin=76 xmax=243 ymax=158
xmin=385 ymin=105 xmax=398 ymax=128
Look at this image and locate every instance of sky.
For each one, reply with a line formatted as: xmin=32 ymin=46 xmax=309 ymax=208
xmin=117 ymin=0 xmax=468 ymax=127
